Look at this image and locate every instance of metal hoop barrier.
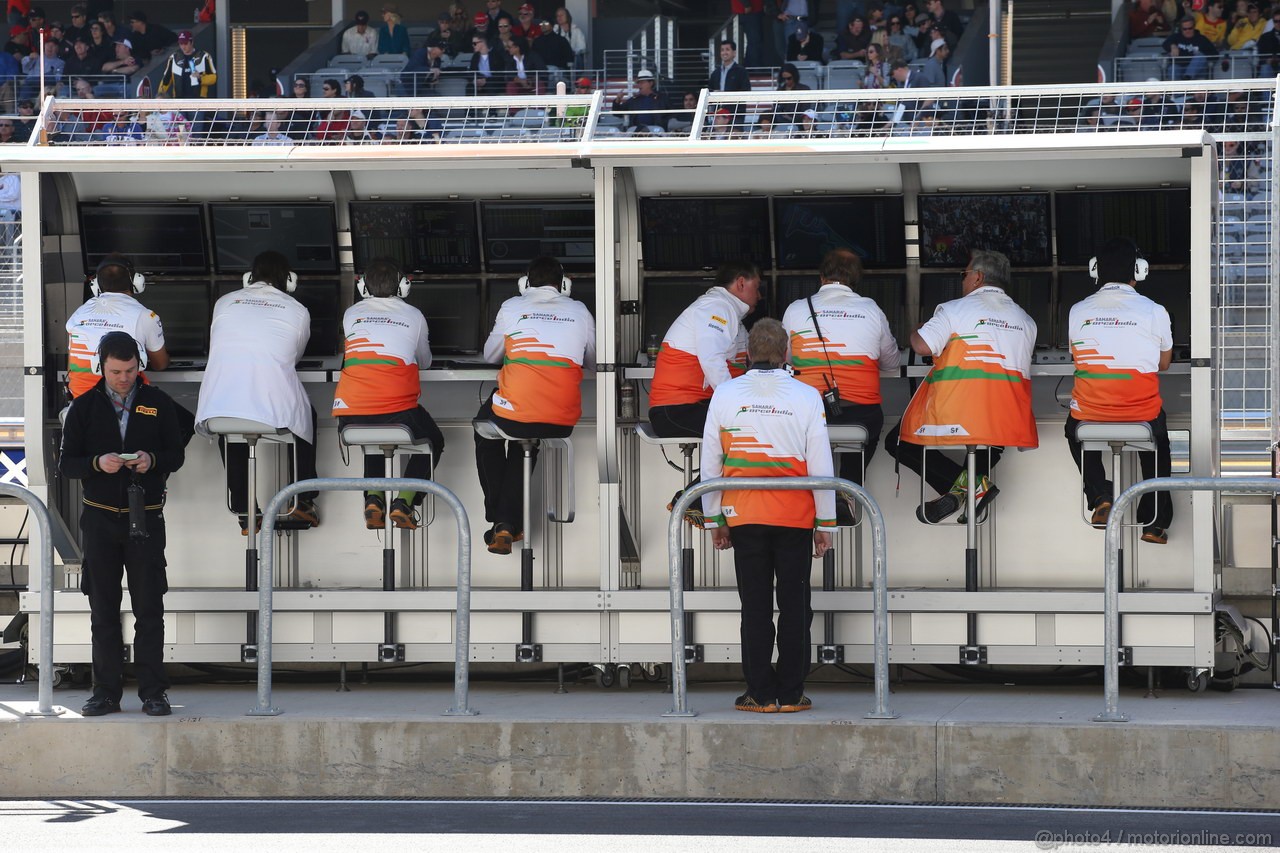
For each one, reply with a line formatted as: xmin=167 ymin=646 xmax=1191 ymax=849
xmin=664 ymin=476 xmax=896 ymax=720
xmin=2 ymin=484 xmax=64 ymax=717
xmin=1096 ymin=476 xmax=1280 ymax=723
xmin=248 ymin=477 xmax=476 ymax=718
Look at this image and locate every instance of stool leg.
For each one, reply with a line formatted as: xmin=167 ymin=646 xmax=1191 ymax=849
xmin=245 ymin=436 xmax=258 ymax=646
xmin=681 ymin=443 xmax=696 ymax=651
xmin=521 ymin=441 xmax=535 ymax=647
xmin=1112 ymin=443 xmax=1126 ymax=596
xmin=965 ymin=446 xmax=979 ymax=648
xmin=383 ymin=448 xmax=396 ymax=647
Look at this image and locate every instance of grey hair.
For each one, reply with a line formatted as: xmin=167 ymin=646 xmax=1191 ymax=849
xmin=748 ymin=317 xmax=789 ymax=364
xmin=968 ymin=249 xmax=1010 ymax=288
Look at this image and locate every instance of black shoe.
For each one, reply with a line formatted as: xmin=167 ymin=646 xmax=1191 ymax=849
xmin=81 ymin=696 xmax=121 ymax=717
xmin=285 ymin=498 xmax=320 ymax=528
xmin=734 ymin=692 xmax=778 ymax=713
xmin=141 ymin=693 xmax=172 ymax=716
xmin=835 ymin=496 xmax=858 ymax=527
xmin=957 ymin=478 xmax=1000 ymax=525
xmin=364 ymin=494 xmax=386 ymax=530
xmin=389 ymin=498 xmax=419 ymax=530
xmin=917 ymin=491 xmax=962 ymax=524
xmin=778 ymin=695 xmax=812 ymax=713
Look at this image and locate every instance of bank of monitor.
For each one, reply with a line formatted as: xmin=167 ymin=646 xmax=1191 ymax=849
xmin=919 ymin=272 xmax=1053 ymax=348
xmin=642 ymin=277 xmax=717 ymax=344
xmin=211 ymin=203 xmax=338 ymax=274
xmin=349 ymin=201 xmax=481 ymax=274
xmin=133 ymin=280 xmax=211 ymax=357
xmin=640 ymin=197 xmax=772 ymax=271
xmin=404 ymin=280 xmax=483 ymax=355
xmin=215 ymin=279 xmax=342 ymax=358
xmin=773 ymin=196 xmax=907 ymax=270
xmin=1054 ymin=189 xmax=1192 ymax=266
xmin=480 ymin=201 xmax=594 ymax=273
xmin=918 ymin=193 xmax=1052 ymax=268
xmin=80 ymin=203 xmax=209 ymax=273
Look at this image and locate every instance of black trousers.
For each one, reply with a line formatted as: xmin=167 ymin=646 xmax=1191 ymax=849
xmin=1065 ymin=410 xmax=1173 ymax=531
xmin=80 ymin=506 xmax=169 ymax=703
xmin=883 ymin=421 xmax=1004 ymax=496
xmin=649 ymin=400 xmax=711 ymax=439
xmin=731 ymin=524 xmax=814 ymax=704
xmin=339 ymin=406 xmax=445 ymax=506
xmin=828 ymin=401 xmax=884 ymax=486
xmin=474 ymin=395 xmax=572 ymax=531
xmin=223 ymin=404 xmax=319 ymax=512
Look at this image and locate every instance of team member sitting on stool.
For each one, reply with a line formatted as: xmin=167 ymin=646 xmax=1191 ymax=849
xmin=701 ymin=318 xmax=835 ymax=714
xmin=60 ymin=331 xmax=187 ymax=717
xmin=333 ymin=257 xmax=444 ymax=530
xmin=195 ymin=250 xmax=321 ymax=531
xmin=475 ymin=256 xmax=595 ymax=555
xmin=783 ymin=248 xmax=900 ymax=522
xmin=884 ymin=249 xmax=1038 ymax=523
xmin=1065 ymin=237 xmax=1174 ymax=544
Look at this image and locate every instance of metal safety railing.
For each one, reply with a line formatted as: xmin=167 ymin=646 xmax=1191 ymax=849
xmin=1096 ymin=475 xmax=1280 ymax=723
xmin=1 ymin=483 xmax=61 ymax=717
xmin=247 ymin=477 xmax=476 ymax=718
xmin=664 ymin=476 xmax=896 ymax=720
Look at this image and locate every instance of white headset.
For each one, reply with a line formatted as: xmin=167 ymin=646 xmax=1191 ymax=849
xmin=90 ymin=257 xmax=145 ymax=297
xmin=517 ymin=274 xmax=572 ymax=296
xmin=356 ymin=273 xmax=411 ymax=299
xmin=1089 ymin=242 xmax=1149 ymax=283
xmin=243 ymin=270 xmax=298 ymax=293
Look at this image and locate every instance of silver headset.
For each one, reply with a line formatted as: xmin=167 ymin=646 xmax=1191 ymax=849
xmin=90 ymin=257 xmax=145 ymax=297
xmin=356 ymin=272 xmax=411 ymax=299
xmin=243 ymin=270 xmax=299 ymax=293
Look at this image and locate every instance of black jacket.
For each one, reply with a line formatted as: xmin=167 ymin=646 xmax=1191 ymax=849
xmin=60 ymin=378 xmax=185 ymax=512
xmin=707 ymin=62 xmax=751 ymax=92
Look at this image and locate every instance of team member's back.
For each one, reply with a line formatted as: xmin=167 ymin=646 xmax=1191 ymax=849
xmin=66 ymin=254 xmax=169 ymax=398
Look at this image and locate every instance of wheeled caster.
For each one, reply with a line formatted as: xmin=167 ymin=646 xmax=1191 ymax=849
xmin=1186 ymin=669 xmax=1209 ymax=693
xmin=640 ymin=662 xmax=665 ymax=682
xmin=617 ymin=664 xmax=632 ymax=689
xmin=595 ymin=663 xmax=616 ymax=688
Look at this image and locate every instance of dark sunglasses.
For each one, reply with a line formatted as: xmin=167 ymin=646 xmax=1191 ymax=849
xmin=780 ymin=74 xmax=795 ymax=81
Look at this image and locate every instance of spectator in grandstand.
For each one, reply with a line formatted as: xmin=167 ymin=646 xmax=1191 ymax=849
xmin=511 ymin=3 xmax=542 ymax=39
xmin=733 ymin=0 xmax=767 ymax=68
xmin=529 ymin=23 xmax=572 ymax=69
xmin=701 ymin=317 xmax=834 ymax=716
xmin=61 ymin=75 xmax=113 ymax=141
xmin=20 ymin=36 xmax=61 ymax=99
xmin=1118 ymin=94 xmax=1160 ymax=127
xmin=707 ymin=38 xmax=750 ymax=92
xmin=86 ymin=20 xmax=112 ymax=66
xmin=468 ymin=28 xmax=507 ymax=93
xmin=1196 ymin=0 xmax=1229 ymax=46
xmin=0 ymin=116 xmax=17 ymax=144
xmin=450 ymin=2 xmax=474 ymax=37
xmin=494 ymin=16 xmax=514 ymax=50
xmin=96 ymin=11 xmax=119 ymax=42
xmin=48 ymin=21 xmax=72 ymax=60
xmin=409 ymin=36 xmax=445 ymax=81
xmin=613 ymin=68 xmax=666 ymax=130
xmin=863 ymin=41 xmax=890 ymax=87
xmin=1228 ymin=2 xmax=1265 ymax=47
xmin=344 ymin=74 xmax=373 ymax=98
xmin=378 ymin=4 xmax=410 ymax=55
xmin=834 ymin=16 xmax=872 ymax=61
xmin=925 ymin=0 xmax=963 ymax=42
xmin=63 ymin=34 xmax=101 ymax=78
xmin=101 ymin=37 xmax=139 ymax=82
xmin=503 ymin=35 xmax=544 ymax=94
xmin=157 ymin=30 xmax=215 ymax=98
xmin=474 ymin=256 xmax=594 ymax=555
xmin=667 ymin=90 xmax=697 ymax=131
xmin=1065 ymin=237 xmax=1173 ymax=544
xmin=343 ymin=109 xmax=380 ymax=143
xmin=333 ymin=256 xmax=443 ymax=530
xmin=884 ymin=249 xmax=1035 ymax=525
xmin=885 ymin=13 xmax=918 ymax=61
xmin=314 ymin=78 xmax=350 ymax=141
xmin=782 ymin=249 xmax=900 ymax=508
xmin=2 ymin=24 xmax=28 ymax=59
xmin=472 ymin=10 xmax=494 ymax=45
xmin=286 ymin=77 xmax=318 ymax=138
xmin=430 ymin=11 xmax=465 ymax=57
xmin=774 ymin=63 xmax=812 ymax=126
xmin=388 ymin=106 xmax=441 ymax=141
xmin=776 ymin=0 xmax=810 ymax=47
xmin=484 ymin=0 xmax=512 ymax=26
xmin=252 ymin=110 xmax=292 ymax=144
xmin=127 ymin=10 xmax=176 ymax=64
xmin=64 ymin=4 xmax=89 ymax=47
xmin=140 ymin=93 xmax=190 ymax=144
xmin=196 ymin=0 xmax=215 ymax=23
xmin=60 ymin=329 xmax=186 ymax=720
xmin=1131 ymin=0 xmax=1169 ymax=37
xmin=919 ymin=36 xmax=949 ymax=86
xmin=1163 ymin=16 xmax=1217 ymax=78
xmin=1258 ymin=8 xmax=1280 ymax=73
xmin=787 ymin=20 xmax=825 ymax=64
xmin=13 ymin=97 xmax=35 ymax=141
xmin=341 ymin=10 xmax=378 ymax=58
xmin=0 ymin=37 xmax=18 ymax=86
xmin=551 ymin=7 xmax=585 ymax=68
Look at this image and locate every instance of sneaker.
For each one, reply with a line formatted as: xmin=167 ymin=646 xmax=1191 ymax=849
xmin=835 ymin=495 xmax=858 ymax=528
xmin=487 ymin=523 xmax=515 ymax=555
xmin=284 ymin=498 xmax=320 ymax=528
xmin=777 ymin=695 xmax=813 ymax=713
xmin=917 ymin=491 xmax=962 ymax=524
xmin=734 ymin=693 xmax=778 ymax=713
xmin=389 ymin=498 xmax=418 ymax=530
xmin=141 ymin=693 xmax=172 ymax=717
xmin=81 ymin=696 xmax=121 ymax=716
xmin=238 ymin=513 xmax=262 ymax=536
xmin=1141 ymin=526 xmax=1168 ymax=545
xmin=1090 ymin=500 xmax=1112 ymax=529
xmin=956 ymin=477 xmax=1000 ymax=525
xmin=364 ymin=494 xmax=386 ymax=530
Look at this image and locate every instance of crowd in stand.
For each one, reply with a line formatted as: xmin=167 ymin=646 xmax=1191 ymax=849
xmin=1130 ymin=0 xmax=1280 ymax=78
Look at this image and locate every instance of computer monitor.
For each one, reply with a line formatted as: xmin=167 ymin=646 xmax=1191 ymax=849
xmin=773 ymin=195 xmax=907 ymax=270
xmin=80 ymin=203 xmax=209 ymax=274
xmin=480 ymin=201 xmax=595 ymax=273
xmin=404 ymin=280 xmax=483 ymax=355
xmin=641 ymin=277 xmax=716 ymax=344
xmin=919 ymin=271 xmax=1052 ymax=348
xmin=211 ymin=203 xmax=338 ymax=273
xmin=918 ymin=193 xmax=1051 ymax=268
xmin=1054 ymin=189 xmax=1191 ymax=266
xmin=215 ymin=279 xmax=342 ymax=358
xmin=350 ymin=201 xmax=481 ymax=274
xmin=640 ymin=197 xmax=772 ymax=272
xmin=133 ymin=280 xmax=211 ymax=358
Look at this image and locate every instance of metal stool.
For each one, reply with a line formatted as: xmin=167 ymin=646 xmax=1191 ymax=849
xmin=817 ymin=424 xmax=869 ymax=665
xmin=1075 ymin=422 xmax=1157 ymax=529
xmin=204 ymin=416 xmax=298 ymax=660
xmin=635 ymin=421 xmax=703 ymax=664
xmin=339 ymin=423 xmax=435 ymax=663
xmin=827 ymin=424 xmax=868 ymax=528
xmin=472 ymin=419 xmax=576 ymax=663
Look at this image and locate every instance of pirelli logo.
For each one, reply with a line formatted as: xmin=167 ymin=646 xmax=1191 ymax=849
xmin=711 ymin=315 xmax=727 ymax=324
xmin=135 ymin=405 xmax=158 ymax=416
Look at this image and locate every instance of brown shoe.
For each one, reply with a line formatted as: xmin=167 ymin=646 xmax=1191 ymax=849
xmin=1141 ymin=526 xmax=1168 ymax=545
xmin=1090 ymin=501 xmax=1112 ymax=528
xmin=364 ymin=494 xmax=386 ymax=530
xmin=777 ymin=695 xmax=812 ymax=713
xmin=734 ymin=693 xmax=778 ymax=713
xmin=285 ymin=498 xmax=320 ymax=528
xmin=389 ymin=498 xmax=418 ymax=530
xmin=486 ymin=523 xmax=515 ymax=555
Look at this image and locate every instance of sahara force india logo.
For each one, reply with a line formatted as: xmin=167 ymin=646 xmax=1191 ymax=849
xmin=1082 ymin=317 xmax=1139 ymax=328
xmin=737 ymin=404 xmax=795 ymax=417
xmin=975 ymin=318 xmax=1025 ymax=332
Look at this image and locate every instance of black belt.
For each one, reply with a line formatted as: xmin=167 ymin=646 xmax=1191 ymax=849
xmin=83 ymin=498 xmax=165 ymax=513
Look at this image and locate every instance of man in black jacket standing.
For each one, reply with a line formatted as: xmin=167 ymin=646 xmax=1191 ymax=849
xmin=60 ymin=331 xmax=186 ymax=717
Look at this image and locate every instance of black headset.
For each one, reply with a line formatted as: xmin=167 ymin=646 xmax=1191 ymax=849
xmin=90 ymin=256 xmax=146 ymax=296
xmin=1089 ymin=239 xmax=1149 ymax=283
xmin=94 ymin=330 xmax=144 ymax=374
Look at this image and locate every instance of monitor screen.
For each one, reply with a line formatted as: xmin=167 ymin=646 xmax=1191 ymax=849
xmin=775 ymin=274 xmax=907 ymax=345
xmin=404 ymin=280 xmax=483 ymax=355
xmin=1058 ymin=269 xmax=1190 ymax=348
xmin=350 ymin=201 xmax=481 ymax=274
xmin=918 ymin=193 xmax=1052 ymax=267
xmin=80 ymin=203 xmax=208 ymax=273
xmin=215 ymin=279 xmax=342 ymax=358
xmin=133 ymin=280 xmax=211 ymax=358
xmin=211 ymin=203 xmax=338 ymax=273
xmin=481 ymin=201 xmax=594 ymax=272
xmin=642 ymin=277 xmax=717 ymax=344
xmin=774 ymin=196 xmax=907 ymax=270
xmin=640 ymin=197 xmax=772 ymax=271
xmin=919 ymin=271 xmax=1052 ymax=347
xmin=1054 ymin=189 xmax=1192 ymax=266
